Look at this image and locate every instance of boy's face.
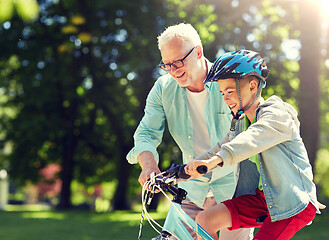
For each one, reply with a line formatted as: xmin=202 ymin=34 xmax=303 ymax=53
xmin=218 ymin=78 xmax=257 ymax=114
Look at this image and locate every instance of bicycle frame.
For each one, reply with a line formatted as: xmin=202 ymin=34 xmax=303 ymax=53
xmin=161 ymin=201 xmax=215 ymax=240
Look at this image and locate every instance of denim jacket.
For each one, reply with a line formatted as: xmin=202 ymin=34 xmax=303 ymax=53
xmin=202 ymin=96 xmax=319 ymax=222
xmin=127 ymin=72 xmax=235 ymax=208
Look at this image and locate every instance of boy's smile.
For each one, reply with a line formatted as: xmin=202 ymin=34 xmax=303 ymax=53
xmin=218 ymin=78 xmax=243 ymax=114
xmin=218 ymin=77 xmax=260 ymax=122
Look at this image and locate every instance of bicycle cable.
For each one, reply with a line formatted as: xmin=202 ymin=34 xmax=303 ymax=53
xmin=142 ymin=173 xmax=166 ymax=233
xmin=138 ymin=171 xmax=197 ymax=240
xmin=138 ymin=172 xmax=167 ymax=239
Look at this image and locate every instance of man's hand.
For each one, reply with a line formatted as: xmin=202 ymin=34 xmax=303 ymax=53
xmin=138 ymin=165 xmax=161 ymax=187
xmin=137 ymin=151 xmax=161 ymax=187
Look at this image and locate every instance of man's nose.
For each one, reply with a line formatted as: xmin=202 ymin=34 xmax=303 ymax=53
xmin=169 ymin=65 xmax=179 ymax=73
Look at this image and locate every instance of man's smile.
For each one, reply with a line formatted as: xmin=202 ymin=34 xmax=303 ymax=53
xmin=176 ymin=72 xmax=185 ymax=78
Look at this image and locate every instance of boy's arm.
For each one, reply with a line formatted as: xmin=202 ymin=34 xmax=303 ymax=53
xmin=218 ymin=106 xmax=294 ymax=166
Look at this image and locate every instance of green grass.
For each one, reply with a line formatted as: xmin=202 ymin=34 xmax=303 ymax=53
xmin=0 ymin=204 xmax=167 ymax=240
xmin=0 ymin=204 xmax=328 ymax=240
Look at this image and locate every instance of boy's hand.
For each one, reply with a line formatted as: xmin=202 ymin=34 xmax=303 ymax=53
xmin=318 ymin=201 xmax=326 ymax=210
xmin=185 ymin=160 xmax=207 ymax=179
xmin=185 ymin=155 xmax=223 ymax=179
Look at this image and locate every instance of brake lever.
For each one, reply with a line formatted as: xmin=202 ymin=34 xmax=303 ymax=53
xmin=146 ymin=172 xmax=157 ymax=205
xmin=147 ymin=184 xmax=156 ymax=205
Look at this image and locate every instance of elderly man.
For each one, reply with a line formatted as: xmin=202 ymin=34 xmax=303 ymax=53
xmin=127 ymin=23 xmax=253 ymax=240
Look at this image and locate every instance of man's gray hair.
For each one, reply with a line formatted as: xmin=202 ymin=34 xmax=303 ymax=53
xmin=157 ymin=23 xmax=203 ymax=50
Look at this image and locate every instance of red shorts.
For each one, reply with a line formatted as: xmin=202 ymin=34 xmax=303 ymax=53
xmin=222 ymin=189 xmax=316 ymax=240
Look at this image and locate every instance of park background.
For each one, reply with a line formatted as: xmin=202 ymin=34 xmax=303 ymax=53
xmin=0 ymin=0 xmax=329 ymax=239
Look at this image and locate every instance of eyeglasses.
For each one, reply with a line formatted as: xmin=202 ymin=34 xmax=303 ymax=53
xmin=159 ymin=47 xmax=196 ymax=71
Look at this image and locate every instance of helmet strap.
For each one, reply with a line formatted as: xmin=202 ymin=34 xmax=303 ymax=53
xmin=231 ymin=79 xmax=244 ymax=120
xmin=231 ymin=78 xmax=262 ymax=123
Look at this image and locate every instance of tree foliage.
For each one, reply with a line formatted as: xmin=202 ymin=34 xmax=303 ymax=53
xmin=0 ymin=0 xmax=39 ymax=22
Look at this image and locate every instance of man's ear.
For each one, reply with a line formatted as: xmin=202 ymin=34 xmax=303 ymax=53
xmin=195 ymin=45 xmax=203 ymax=59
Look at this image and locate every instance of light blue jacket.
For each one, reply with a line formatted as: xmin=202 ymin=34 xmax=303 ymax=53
xmin=203 ymin=96 xmax=319 ymax=222
xmin=127 ymin=73 xmax=235 ymax=207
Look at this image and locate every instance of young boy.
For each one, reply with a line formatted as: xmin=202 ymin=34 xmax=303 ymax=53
xmin=185 ymin=50 xmax=320 ymax=240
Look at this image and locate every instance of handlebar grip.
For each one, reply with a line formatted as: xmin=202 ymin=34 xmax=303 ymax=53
xmin=197 ymin=165 xmax=208 ymax=174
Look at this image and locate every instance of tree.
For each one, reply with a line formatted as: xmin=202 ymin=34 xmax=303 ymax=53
xmin=0 ymin=0 xmax=167 ymax=210
xmin=298 ymin=0 xmax=321 ymax=169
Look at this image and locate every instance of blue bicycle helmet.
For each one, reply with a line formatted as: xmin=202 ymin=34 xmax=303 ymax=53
xmin=205 ymin=50 xmax=270 ymax=123
xmin=204 ymin=50 xmax=269 ymax=85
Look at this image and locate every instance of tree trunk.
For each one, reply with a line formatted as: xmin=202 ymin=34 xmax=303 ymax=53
xmin=57 ymin=130 xmax=76 ymax=209
xmin=112 ymin=148 xmax=132 ymax=210
xmin=298 ymin=0 xmax=321 ymax=170
xmin=56 ymin=50 xmax=80 ymax=210
xmin=99 ymin=103 xmax=132 ymax=210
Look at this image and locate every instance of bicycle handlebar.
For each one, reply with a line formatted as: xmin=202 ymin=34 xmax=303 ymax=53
xmin=144 ymin=163 xmax=208 ymax=205
xmin=196 ymin=165 xmax=208 ymax=174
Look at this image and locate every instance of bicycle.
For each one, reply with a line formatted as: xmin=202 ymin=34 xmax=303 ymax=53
xmin=138 ymin=163 xmax=213 ymax=240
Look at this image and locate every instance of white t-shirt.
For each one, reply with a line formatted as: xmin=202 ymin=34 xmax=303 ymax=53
xmin=185 ymin=89 xmax=210 ymax=157
xmin=186 ymin=89 xmax=214 ymax=197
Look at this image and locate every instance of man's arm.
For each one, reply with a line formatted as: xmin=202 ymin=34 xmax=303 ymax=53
xmin=127 ymin=79 xmax=166 ymax=187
